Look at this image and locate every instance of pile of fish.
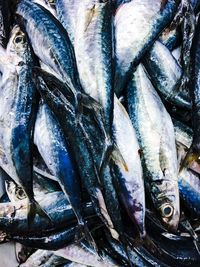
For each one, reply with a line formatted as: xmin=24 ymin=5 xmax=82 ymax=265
xmin=0 ymin=0 xmax=200 ymax=266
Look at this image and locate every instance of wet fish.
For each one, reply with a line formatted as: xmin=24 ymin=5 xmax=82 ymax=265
xmin=114 ymin=0 xmax=180 ymax=96
xmin=0 ymin=25 xmax=49 ymax=225
xmin=126 ymin=64 xmax=180 ymax=231
xmin=181 ymin=13 xmax=200 ymax=170
xmin=0 ymin=191 xmax=94 ymax=234
xmin=0 ymin=0 xmax=11 ymax=47
xmin=34 ymin=101 xmax=88 ymax=237
xmin=143 ymin=41 xmax=191 ymax=109
xmin=34 ymin=69 xmax=120 ymax=240
xmin=10 ymin=219 xmax=100 ymax=250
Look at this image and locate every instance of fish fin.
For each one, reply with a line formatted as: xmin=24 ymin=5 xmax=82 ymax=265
xmin=179 ymin=145 xmax=200 ymax=173
xmin=180 ymin=219 xmax=200 ymax=256
xmin=27 ymin=199 xmax=52 ymax=227
xmin=99 ymin=143 xmax=128 ymax=181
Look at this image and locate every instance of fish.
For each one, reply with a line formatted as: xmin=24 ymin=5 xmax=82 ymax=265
xmin=143 ymin=41 xmax=191 ymax=110
xmin=74 ymin=0 xmax=114 ymax=135
xmin=64 ymin=0 xmax=145 ymax=236
xmin=0 ymin=191 xmax=95 ymax=235
xmin=34 ymin=68 xmax=120 ymax=241
xmin=181 ymin=13 xmax=200 ymax=170
xmin=34 ymin=101 xmax=89 ymax=239
xmin=126 ymin=64 xmax=180 ymax=232
xmin=178 ymin=168 xmax=200 ymax=217
xmin=114 ymin=0 xmax=180 ymax=96
xmin=0 ymin=25 xmax=49 ymax=225
xmin=10 ymin=219 xmax=101 ymax=250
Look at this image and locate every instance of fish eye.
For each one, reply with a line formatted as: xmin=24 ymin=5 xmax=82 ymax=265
xmin=160 ymin=204 xmax=174 ymax=218
xmin=15 ymin=187 xmax=26 ymax=200
xmin=14 ymin=35 xmax=25 ymax=45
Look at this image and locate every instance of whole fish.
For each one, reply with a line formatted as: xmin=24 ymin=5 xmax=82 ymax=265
xmin=181 ymin=14 xmax=200 ymax=170
xmin=126 ymin=65 xmax=180 ymax=231
xmin=34 ymin=69 xmax=120 ymax=240
xmin=34 ymin=101 xmax=90 ymax=239
xmin=0 ymin=25 xmax=49 ymax=225
xmin=114 ymin=0 xmax=180 ymax=96
xmin=55 ymin=241 xmax=118 ymax=267
xmin=0 ymin=191 xmax=94 ymax=234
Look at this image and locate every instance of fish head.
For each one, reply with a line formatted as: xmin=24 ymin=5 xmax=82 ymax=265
xmin=6 ymin=25 xmax=31 ymax=66
xmin=151 ymin=176 xmax=180 ymax=232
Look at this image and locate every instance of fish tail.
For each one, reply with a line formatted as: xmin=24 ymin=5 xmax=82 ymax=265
xmin=75 ymin=221 xmax=98 ymax=252
xmin=27 ymin=198 xmax=52 ymax=227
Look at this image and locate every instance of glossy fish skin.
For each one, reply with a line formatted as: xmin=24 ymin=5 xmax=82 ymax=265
xmin=74 ymin=0 xmax=114 ymax=135
xmin=112 ymin=99 xmax=145 ymax=236
xmin=126 ymin=65 xmax=180 ymax=232
xmin=182 ymin=14 xmax=200 ymax=168
xmin=11 ymin=225 xmax=79 ymax=250
xmin=67 ymin=0 xmax=145 ymax=236
xmin=55 ymin=241 xmax=118 ymax=267
xmin=34 ymin=69 xmax=120 ymax=240
xmin=0 ymin=191 xmax=94 ymax=234
xmin=0 ymin=0 xmax=11 ymax=47
xmin=143 ymin=41 xmax=191 ymax=110
xmin=114 ymin=0 xmax=180 ymax=96
xmin=0 ymin=25 xmax=48 ymax=224
xmin=178 ymin=168 xmax=200 ymax=217
xmin=56 ymin=0 xmax=78 ymax=45
xmin=34 ymin=102 xmax=86 ymax=228
xmin=17 ymin=0 xmax=82 ymax=92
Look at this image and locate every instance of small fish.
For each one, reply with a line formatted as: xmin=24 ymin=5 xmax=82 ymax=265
xmin=0 ymin=191 xmax=94 ymax=235
xmin=114 ymin=0 xmax=180 ymax=96
xmin=0 ymin=25 xmax=49 ymax=225
xmin=126 ymin=64 xmax=180 ymax=232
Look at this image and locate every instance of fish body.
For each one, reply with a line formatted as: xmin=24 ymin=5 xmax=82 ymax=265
xmin=0 ymin=0 xmax=11 ymax=47
xmin=74 ymin=0 xmax=114 ymax=134
xmin=114 ymin=0 xmax=180 ymax=96
xmin=35 ymin=69 xmax=119 ymax=240
xmin=0 ymin=191 xmax=94 ymax=234
xmin=143 ymin=41 xmax=191 ymax=109
xmin=178 ymin=169 xmax=200 ymax=217
xmin=126 ymin=65 xmax=180 ymax=231
xmin=17 ymin=0 xmax=82 ymax=92
xmin=56 ymin=0 xmax=78 ymax=45
xmin=0 ymin=25 xmax=47 ymax=223
xmin=34 ymin=102 xmax=85 ymax=227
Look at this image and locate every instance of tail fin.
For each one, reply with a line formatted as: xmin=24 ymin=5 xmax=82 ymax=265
xmin=75 ymin=222 xmax=98 ymax=253
xmin=27 ymin=199 xmax=52 ymax=227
